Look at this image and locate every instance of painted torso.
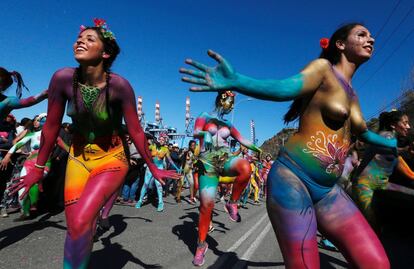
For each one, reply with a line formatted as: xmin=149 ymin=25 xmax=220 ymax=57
xmin=284 ymin=67 xmax=356 ymax=186
xmin=62 ymin=68 xmax=124 ymax=143
xmin=202 ymin=114 xmax=231 ymax=151
xmin=149 ymin=144 xmax=170 ymax=167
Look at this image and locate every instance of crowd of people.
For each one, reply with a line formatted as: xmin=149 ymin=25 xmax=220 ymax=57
xmin=1 ymin=18 xmax=414 ymax=269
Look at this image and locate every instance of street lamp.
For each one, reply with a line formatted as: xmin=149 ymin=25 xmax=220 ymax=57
xmin=231 ymin=98 xmax=253 ymax=124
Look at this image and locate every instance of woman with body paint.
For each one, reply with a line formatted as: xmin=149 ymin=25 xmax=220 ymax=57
xmin=9 ymin=18 xmax=179 ymax=269
xmin=353 ymin=110 xmax=414 ymax=233
xmin=0 ymin=114 xmax=50 ymax=220
xmin=190 ymin=90 xmax=261 ymax=266
xmin=181 ymin=23 xmax=393 ymax=268
xmin=135 ymin=133 xmax=179 ymax=212
xmin=0 ymin=67 xmax=47 ymax=120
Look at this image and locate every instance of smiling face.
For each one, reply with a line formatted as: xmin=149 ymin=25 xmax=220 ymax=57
xmin=73 ymin=29 xmax=109 ymax=66
xmin=393 ymin=114 xmax=410 ymax=137
xmin=338 ymin=25 xmax=375 ymax=63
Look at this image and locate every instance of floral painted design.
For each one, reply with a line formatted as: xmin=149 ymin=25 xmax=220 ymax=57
xmin=303 ymin=131 xmax=349 ymax=176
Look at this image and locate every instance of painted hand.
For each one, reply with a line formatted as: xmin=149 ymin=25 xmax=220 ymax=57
xmin=180 ymin=50 xmax=236 ymax=92
xmin=149 ymin=167 xmax=181 ymax=185
xmin=7 ymin=168 xmax=44 ymax=199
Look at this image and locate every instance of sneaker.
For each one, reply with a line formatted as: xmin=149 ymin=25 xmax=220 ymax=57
xmin=135 ymin=200 xmax=142 ymax=209
xmin=1 ymin=208 xmax=8 ymax=218
xmin=208 ymin=225 xmax=215 ymax=234
xmin=13 ymin=214 xmax=31 ymax=222
xmin=192 ymin=242 xmax=208 ymax=266
xmin=157 ymin=203 xmax=164 ymax=212
xmin=224 ymin=202 xmax=241 ymax=222
xmin=253 ymin=201 xmax=261 ymax=206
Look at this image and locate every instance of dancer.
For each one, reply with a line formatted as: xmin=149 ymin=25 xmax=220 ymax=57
xmin=181 ymin=23 xmax=394 ymax=268
xmin=9 ymin=18 xmax=178 ymax=269
xmin=0 ymin=67 xmax=47 ymax=119
xmin=353 ymin=110 xmax=414 ymax=232
xmin=176 ymin=140 xmax=197 ymax=203
xmin=135 ymin=133 xmax=179 ymax=212
xmin=190 ymin=91 xmax=260 ymax=266
xmin=0 ymin=114 xmax=50 ymax=220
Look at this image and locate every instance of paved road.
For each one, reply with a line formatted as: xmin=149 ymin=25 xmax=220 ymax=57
xmin=0 ymin=193 xmax=409 ymax=269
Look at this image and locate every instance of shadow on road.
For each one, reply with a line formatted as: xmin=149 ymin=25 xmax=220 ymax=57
xmin=0 ymin=216 xmax=66 ymax=250
xmin=90 ymin=213 xmax=161 ymax=269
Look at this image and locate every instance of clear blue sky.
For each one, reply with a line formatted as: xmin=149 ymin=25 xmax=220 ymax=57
xmin=2 ymin=1 xmax=414 ymax=145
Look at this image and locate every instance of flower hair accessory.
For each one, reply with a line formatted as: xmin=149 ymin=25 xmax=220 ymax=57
xmin=320 ymin=38 xmax=329 ymax=49
xmin=221 ymin=90 xmax=236 ymax=99
xmin=79 ymin=18 xmax=116 ymax=40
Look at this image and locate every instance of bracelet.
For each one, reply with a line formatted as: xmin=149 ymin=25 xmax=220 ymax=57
xmin=34 ymin=164 xmax=46 ymax=169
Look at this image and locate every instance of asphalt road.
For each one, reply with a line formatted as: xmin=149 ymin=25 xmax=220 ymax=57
xmin=0 ymin=192 xmax=410 ymax=269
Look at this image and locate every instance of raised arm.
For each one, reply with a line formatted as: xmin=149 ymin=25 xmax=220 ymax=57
xmin=180 ymin=50 xmax=329 ymax=101
xmin=117 ymin=78 xmax=179 ymax=183
xmin=7 ymin=89 xmax=48 ymax=109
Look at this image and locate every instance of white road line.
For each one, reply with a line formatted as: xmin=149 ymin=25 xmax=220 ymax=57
xmin=227 ymin=213 xmax=268 ymax=252
xmin=211 ymin=213 xmax=269 ymax=268
xmin=232 ymin=221 xmax=272 ymax=269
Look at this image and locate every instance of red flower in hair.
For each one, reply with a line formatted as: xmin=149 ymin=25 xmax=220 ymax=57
xmin=320 ymin=38 xmax=329 ymax=49
xmin=93 ymin=18 xmax=106 ymax=27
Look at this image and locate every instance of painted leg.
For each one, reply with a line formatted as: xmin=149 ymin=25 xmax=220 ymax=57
xmin=316 ymin=185 xmax=390 ymax=269
xmin=198 ymin=175 xmax=219 ymax=242
xmin=154 ymin=179 xmax=164 ymax=212
xmin=136 ymin=169 xmax=152 ymax=208
xmin=64 ymin=165 xmax=128 ymax=269
xmin=221 ymin=157 xmax=251 ymax=222
xmin=28 ymin=184 xmax=39 ymax=209
xmin=352 ymin=178 xmax=377 ymax=229
xmin=266 ymin=161 xmax=319 ymax=269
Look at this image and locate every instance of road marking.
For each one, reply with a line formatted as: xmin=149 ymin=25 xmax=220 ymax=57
xmin=227 ymin=213 xmax=268 ymax=252
xmin=231 ymin=221 xmax=272 ymax=269
xmin=238 ymin=221 xmax=272 ymax=264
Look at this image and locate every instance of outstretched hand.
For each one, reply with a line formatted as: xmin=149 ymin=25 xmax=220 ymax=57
xmin=7 ymin=168 xmax=44 ymax=200
xmin=149 ymin=167 xmax=181 ymax=185
xmin=180 ymin=50 xmax=237 ymax=92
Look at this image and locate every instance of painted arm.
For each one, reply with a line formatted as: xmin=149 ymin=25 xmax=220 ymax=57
xmin=350 ymin=98 xmax=397 ymax=150
xmin=165 ymin=149 xmax=180 ymax=171
xmin=0 ymin=134 xmax=32 ymax=170
xmin=395 ymin=156 xmax=414 ymax=181
xmin=7 ymin=89 xmax=48 ymax=109
xmin=8 ymin=70 xmax=68 ymax=198
xmin=180 ymin=50 xmax=329 ymax=101
xmin=13 ymin=129 xmax=29 ymax=145
xmin=229 ymin=123 xmax=261 ymax=153
xmin=117 ymin=78 xmax=179 ymax=184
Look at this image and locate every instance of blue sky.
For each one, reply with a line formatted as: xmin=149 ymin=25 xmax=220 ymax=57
xmin=2 ymin=1 xmax=414 ymax=145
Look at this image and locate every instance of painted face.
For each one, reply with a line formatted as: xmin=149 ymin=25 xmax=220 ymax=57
xmin=220 ymin=96 xmax=235 ymax=114
xmin=342 ymin=25 xmax=375 ymax=62
xmin=189 ymin=142 xmax=196 ymax=151
xmin=159 ymin=136 xmax=166 ymax=145
xmin=73 ymin=29 xmax=107 ymax=64
xmin=393 ymin=114 xmax=410 ymax=137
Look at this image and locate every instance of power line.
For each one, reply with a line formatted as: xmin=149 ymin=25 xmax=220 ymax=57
xmin=374 ymin=0 xmax=403 ymax=40
xmin=373 ymin=3 xmax=414 ymax=55
xmin=360 ymin=25 xmax=414 ymax=89
xmin=365 ymin=90 xmax=412 ymax=120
